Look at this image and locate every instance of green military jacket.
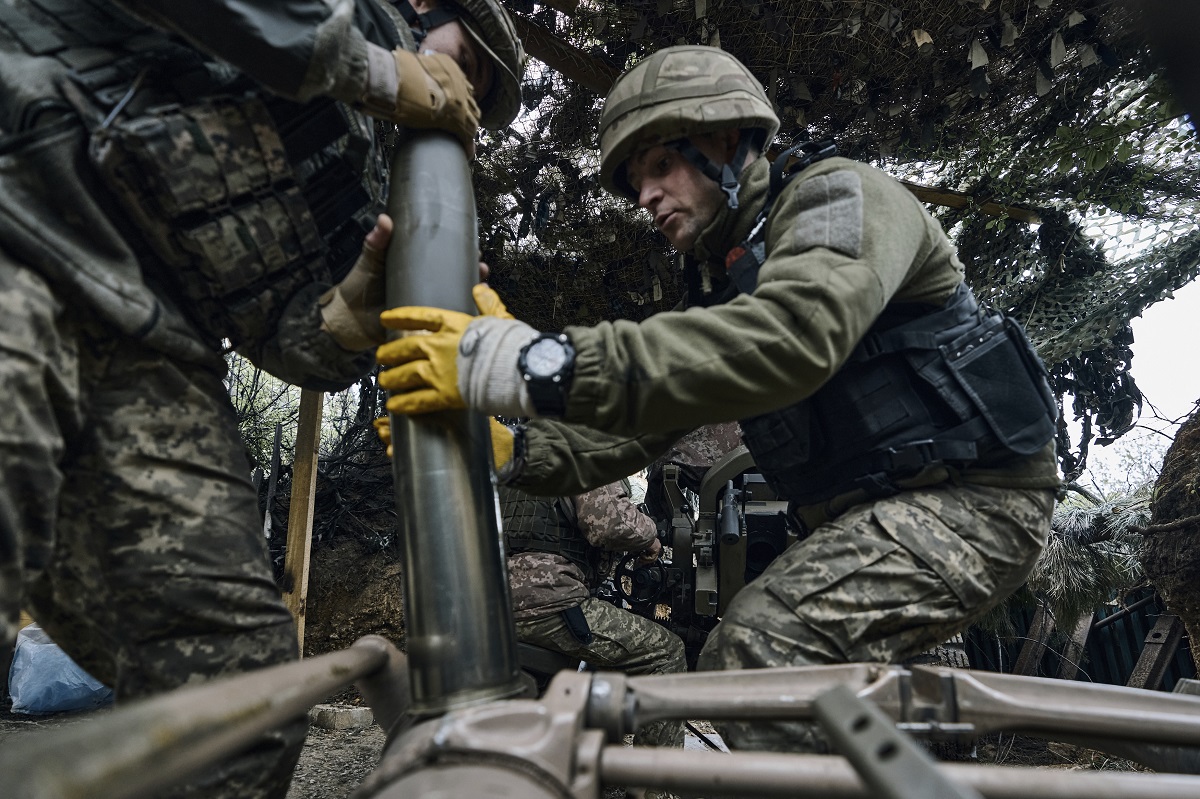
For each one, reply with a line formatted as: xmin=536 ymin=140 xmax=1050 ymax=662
xmin=510 ymin=155 xmax=1060 ymax=501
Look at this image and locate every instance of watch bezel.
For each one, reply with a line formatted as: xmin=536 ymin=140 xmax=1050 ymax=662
xmin=518 ymin=333 xmax=576 ymax=416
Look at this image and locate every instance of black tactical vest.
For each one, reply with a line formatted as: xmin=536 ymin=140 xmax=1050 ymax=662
xmin=498 ymin=486 xmax=599 ymax=586
xmin=704 ymin=147 xmax=1057 ymax=508
xmin=0 ymin=0 xmax=399 ymax=347
xmin=738 ymin=283 xmax=1058 ymax=506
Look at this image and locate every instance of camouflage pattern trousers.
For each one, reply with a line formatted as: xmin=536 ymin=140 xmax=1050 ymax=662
xmin=0 ymin=258 xmax=303 ymax=798
xmin=698 ymin=482 xmax=1055 ymax=752
xmin=515 ymin=596 xmax=687 ymax=748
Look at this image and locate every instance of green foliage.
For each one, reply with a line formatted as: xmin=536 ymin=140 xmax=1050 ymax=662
xmin=973 ymin=486 xmax=1151 ymax=638
xmin=1028 ymin=490 xmax=1150 ymax=630
xmin=223 ymin=355 xmax=378 ymax=472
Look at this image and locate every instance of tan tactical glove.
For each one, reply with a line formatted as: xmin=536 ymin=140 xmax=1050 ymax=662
xmin=361 ymin=43 xmax=480 ymax=154
xmin=394 ymin=49 xmax=479 ymax=150
xmin=318 ymin=215 xmax=391 ymax=351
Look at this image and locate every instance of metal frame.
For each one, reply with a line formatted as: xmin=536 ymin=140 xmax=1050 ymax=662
xmin=9 ymin=651 xmax=1200 ymax=798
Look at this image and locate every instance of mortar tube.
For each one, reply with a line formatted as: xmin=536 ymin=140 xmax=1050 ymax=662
xmin=384 ymin=131 xmax=523 ymax=716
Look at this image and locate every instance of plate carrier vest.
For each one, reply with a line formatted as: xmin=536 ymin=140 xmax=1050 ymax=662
xmin=0 ymin=0 xmax=404 ymax=346
xmin=498 ymin=486 xmax=600 ymax=587
xmin=689 ymin=141 xmax=1058 ymax=508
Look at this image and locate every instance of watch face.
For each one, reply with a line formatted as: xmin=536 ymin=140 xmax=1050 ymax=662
xmin=525 ymin=338 xmax=568 ymax=378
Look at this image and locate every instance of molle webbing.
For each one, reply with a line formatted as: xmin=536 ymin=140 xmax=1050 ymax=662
xmin=739 ymin=283 xmax=1057 ymax=506
xmin=0 ymin=0 xmax=384 ymax=344
xmin=498 ymin=487 xmax=597 ymax=583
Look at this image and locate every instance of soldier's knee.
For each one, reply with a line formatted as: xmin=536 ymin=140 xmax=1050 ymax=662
xmin=660 ymin=633 xmax=687 ymax=673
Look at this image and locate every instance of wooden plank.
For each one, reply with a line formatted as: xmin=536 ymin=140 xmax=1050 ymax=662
xmin=897 ymin=181 xmax=1042 ymax=224
xmin=1127 ymin=614 xmax=1184 ymax=690
xmin=282 ymin=388 xmax=323 ymax=656
xmin=1057 ymin=613 xmax=1094 ymax=681
xmin=1012 ymin=601 xmax=1055 ymax=676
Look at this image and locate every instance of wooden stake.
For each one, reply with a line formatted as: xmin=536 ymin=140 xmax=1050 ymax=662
xmin=1013 ymin=601 xmax=1055 ymax=676
xmin=282 ymin=388 xmax=323 ymax=656
xmin=1057 ymin=613 xmax=1094 ymax=681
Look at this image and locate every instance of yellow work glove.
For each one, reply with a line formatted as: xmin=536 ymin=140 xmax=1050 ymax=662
xmin=473 ymin=281 xmax=515 ymax=320
xmin=377 ymin=284 xmax=526 ymax=416
xmin=489 ymin=418 xmax=514 ymax=471
xmin=392 ymin=49 xmax=480 ymax=153
xmin=318 ymin=215 xmax=392 ymax=351
xmin=376 ymin=304 xmax=472 ymax=414
xmin=372 ymin=415 xmax=515 ymax=473
xmin=373 ymin=416 xmax=394 ymax=457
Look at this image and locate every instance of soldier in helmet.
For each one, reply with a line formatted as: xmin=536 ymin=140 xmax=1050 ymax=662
xmin=500 ymin=478 xmax=685 ymax=752
xmin=378 ymin=44 xmax=1061 ymax=752
xmin=0 ymin=1 xmax=522 ymax=796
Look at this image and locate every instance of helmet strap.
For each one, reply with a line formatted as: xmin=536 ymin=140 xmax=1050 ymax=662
xmin=394 ymin=0 xmax=460 ymax=44
xmin=668 ymin=129 xmax=766 ymax=210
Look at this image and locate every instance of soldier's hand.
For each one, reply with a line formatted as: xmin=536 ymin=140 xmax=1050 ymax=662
xmin=373 ymin=416 xmax=394 ymax=457
xmin=377 ymin=303 xmax=473 ymax=415
xmin=377 ymin=284 xmax=533 ymax=417
xmin=638 ymin=538 xmax=663 ymax=564
xmin=392 ymin=49 xmax=480 ymax=155
xmin=374 ymin=414 xmax=516 ymax=473
xmin=319 ymin=214 xmax=392 ymax=351
xmin=489 ymin=418 xmax=515 ymax=472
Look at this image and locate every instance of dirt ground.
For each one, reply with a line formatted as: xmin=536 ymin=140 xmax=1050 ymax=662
xmin=0 ymin=699 xmax=384 ymax=798
xmin=287 ymin=710 xmax=388 ymax=799
xmin=301 ymin=536 xmax=406 ymax=659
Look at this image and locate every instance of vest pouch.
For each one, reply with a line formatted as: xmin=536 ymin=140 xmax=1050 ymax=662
xmin=941 ymin=313 xmax=1056 ymax=456
xmin=87 ymin=95 xmax=326 ymax=343
xmin=740 ymin=401 xmax=813 ymax=502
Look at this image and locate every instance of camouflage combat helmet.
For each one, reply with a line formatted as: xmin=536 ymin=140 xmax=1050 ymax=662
xmin=398 ymin=0 xmax=526 ymax=129
xmin=599 ymin=46 xmax=780 ymax=206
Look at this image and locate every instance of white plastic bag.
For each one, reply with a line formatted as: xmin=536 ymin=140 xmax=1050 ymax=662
xmin=8 ymin=623 xmax=113 ymax=714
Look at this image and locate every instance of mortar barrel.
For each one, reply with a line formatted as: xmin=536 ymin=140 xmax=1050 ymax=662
xmin=384 ymin=131 xmax=523 ymax=715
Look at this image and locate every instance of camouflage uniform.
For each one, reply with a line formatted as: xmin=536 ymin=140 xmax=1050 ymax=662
xmin=0 ymin=2 xmax=522 ymax=796
xmin=643 ymin=422 xmax=743 ymax=524
xmin=499 ymin=47 xmax=1060 ymax=753
xmin=503 ymin=481 xmax=686 ymax=749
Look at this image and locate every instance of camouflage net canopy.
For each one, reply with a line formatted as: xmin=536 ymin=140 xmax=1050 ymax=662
xmin=474 ymin=0 xmax=1200 ymax=479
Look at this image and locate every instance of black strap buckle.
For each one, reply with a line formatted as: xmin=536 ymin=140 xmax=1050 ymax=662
xmin=884 ymin=440 xmax=939 ymax=472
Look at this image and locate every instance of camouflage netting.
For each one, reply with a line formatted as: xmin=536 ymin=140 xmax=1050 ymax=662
xmin=473 ymin=0 xmax=1200 ymax=479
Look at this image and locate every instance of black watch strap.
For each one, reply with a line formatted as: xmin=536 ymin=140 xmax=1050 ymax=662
xmin=518 ymin=333 xmax=575 ymax=417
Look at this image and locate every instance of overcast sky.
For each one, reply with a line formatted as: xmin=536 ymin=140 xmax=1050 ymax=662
xmin=1128 ymin=277 xmax=1200 ymax=428
xmin=1078 ymin=276 xmax=1200 ymax=488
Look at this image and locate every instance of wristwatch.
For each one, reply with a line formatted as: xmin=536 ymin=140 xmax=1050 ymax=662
xmin=518 ymin=332 xmax=576 ymax=417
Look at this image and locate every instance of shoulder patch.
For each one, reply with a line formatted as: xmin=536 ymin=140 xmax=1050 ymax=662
xmin=790 ymin=170 xmax=863 ymax=259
